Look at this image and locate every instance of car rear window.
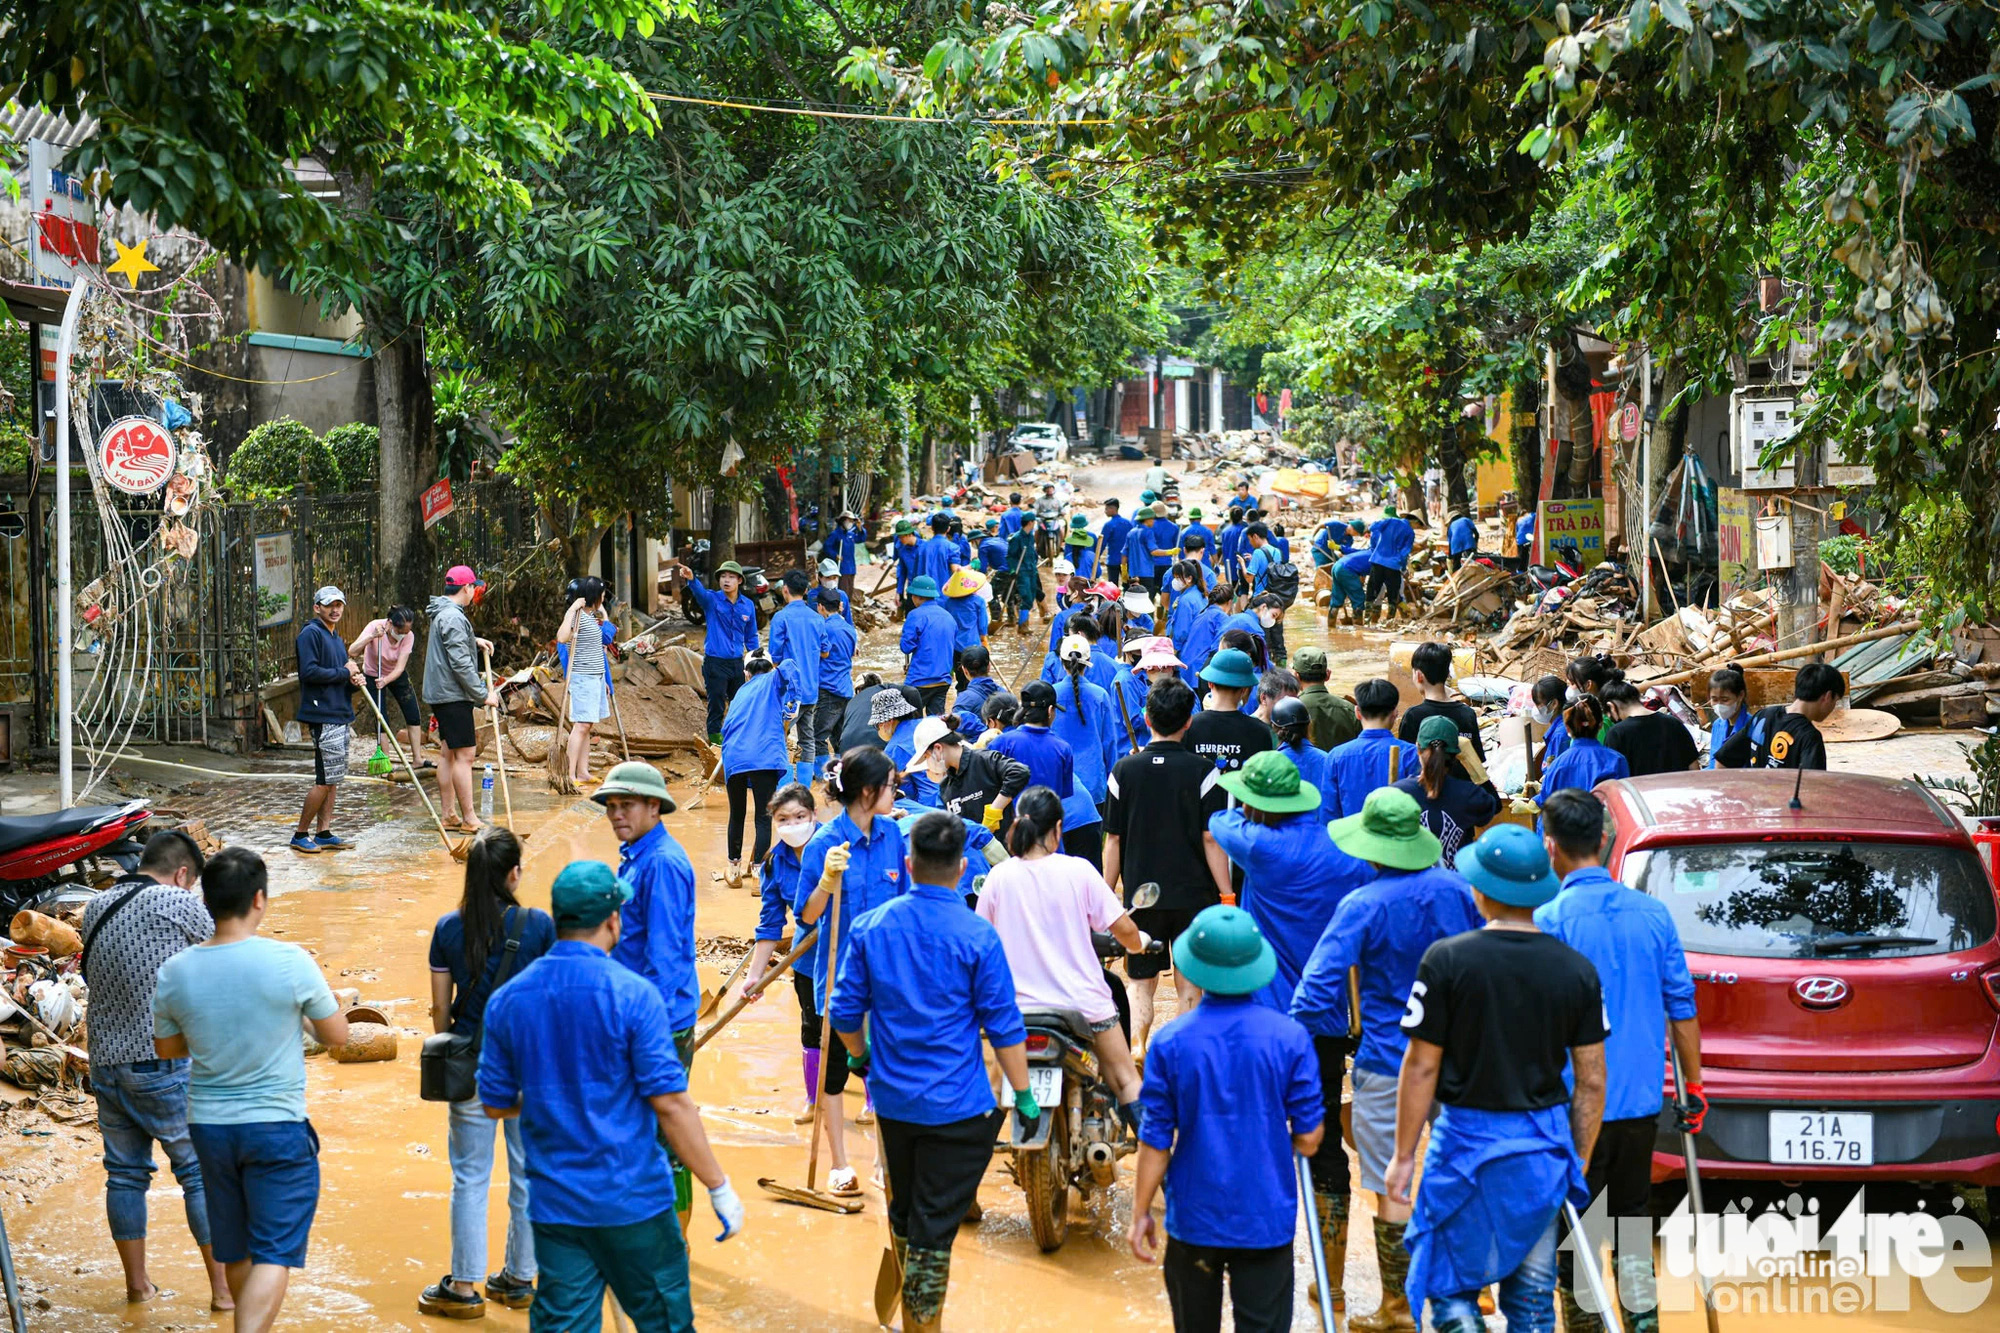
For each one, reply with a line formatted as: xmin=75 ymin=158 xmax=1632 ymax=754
xmin=1629 ymin=841 xmax=1997 ymax=959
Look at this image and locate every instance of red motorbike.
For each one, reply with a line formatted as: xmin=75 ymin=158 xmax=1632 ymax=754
xmin=0 ymin=798 xmax=152 ymax=918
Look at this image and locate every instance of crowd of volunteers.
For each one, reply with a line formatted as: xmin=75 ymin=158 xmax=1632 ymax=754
xmin=91 ymin=491 xmax=1852 ymax=1332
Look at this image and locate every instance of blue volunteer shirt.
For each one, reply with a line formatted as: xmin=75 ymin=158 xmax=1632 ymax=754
xmin=1123 ymin=526 xmax=1157 ymax=580
xmin=953 ymin=675 xmax=1002 ymax=732
xmin=1368 ymin=516 xmax=1415 ymax=570
xmin=1219 ymin=522 xmax=1246 ymax=578
xmin=1706 ymin=709 xmax=1748 ymax=769
xmin=900 ymin=600 xmax=958 ymax=687
xmin=1542 ymin=713 xmax=1572 ymax=765
xmin=795 ymin=811 xmax=908 ymax=1013
xmin=1536 ymin=737 xmax=1630 ymax=804
xmin=1246 ymin=543 xmax=1274 ymax=594
xmin=721 ymin=661 xmax=807 ymax=777
xmin=1138 ymin=995 xmax=1323 ymax=1249
xmin=1038 ymin=649 xmax=1118 ymax=693
xmin=479 ymin=941 xmax=687 ymax=1227
xmin=689 ymin=578 xmax=759 ymax=658
xmin=1448 ymin=515 xmax=1479 ymax=557
xmin=999 ymin=506 xmax=1027 ymax=539
xmin=1279 ymin=736 xmax=1340 ymax=829
xmin=1070 ymin=545 xmax=1097 ymax=580
xmin=1148 ymin=518 xmax=1180 ymax=564
xmin=1099 ymin=515 xmax=1134 ymax=570
xmin=818 ymin=614 xmax=857 ymax=697
xmin=1535 ymin=867 xmax=1696 ymax=1120
xmin=1326 ymin=727 xmax=1420 ymax=819
xmin=824 ymin=524 xmax=863 ymax=575
xmin=1167 ymin=591 xmax=1202 ymax=653
xmin=1289 ymin=864 xmax=1482 ymax=1073
xmin=894 ymin=539 xmax=921 ymax=595
xmin=829 ymin=880 xmax=1027 ymax=1125
xmin=1335 ymin=548 xmax=1373 ymax=580
xmin=944 ymin=592 xmax=989 ymax=650
xmin=1181 ymin=604 xmax=1226 ymax=679
xmin=1515 ymin=511 xmax=1535 ymax=556
xmin=1050 ymin=675 xmax=1117 ymax=802
xmin=610 ymin=822 xmax=701 ymax=1031
xmin=918 ymin=534 xmax=956 ymax=588
xmin=1210 ymin=809 xmax=1372 ymax=1014
xmin=1182 ymin=522 xmax=1215 ymax=560
xmin=756 ymin=841 xmax=816 ymax=979
xmin=768 ymin=597 xmax=823 ymax=684
xmin=988 ymin=724 xmax=1097 ymax=833
xmin=978 ymin=535 xmax=1009 ymax=573
xmin=1109 ymin=665 xmax=1151 ymax=754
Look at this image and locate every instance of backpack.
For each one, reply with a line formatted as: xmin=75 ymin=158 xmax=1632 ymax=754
xmin=1264 ymin=561 xmax=1301 ymax=606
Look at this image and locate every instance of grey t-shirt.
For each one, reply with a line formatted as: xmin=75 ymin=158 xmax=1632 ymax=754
xmin=81 ymin=878 xmax=213 ymax=1066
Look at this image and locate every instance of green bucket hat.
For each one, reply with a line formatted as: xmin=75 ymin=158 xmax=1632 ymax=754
xmin=1415 ymin=714 xmax=1462 ymax=753
xmin=550 ymin=860 xmax=634 ymax=929
xmin=1188 ymin=507 xmax=1203 ymax=519
xmin=592 ymin=759 xmax=678 ymax=813
xmin=894 ymin=519 xmax=915 ymax=536
xmin=1065 ymin=526 xmax=1094 ymax=546
xmin=1218 ymin=750 xmax=1321 ymax=815
xmin=1171 ymin=905 xmax=1277 ymax=997
xmin=714 ymin=560 xmax=745 ymax=578
xmin=1133 ymin=506 xmax=1156 ymax=521
xmin=1328 ymin=787 xmax=1441 ymax=871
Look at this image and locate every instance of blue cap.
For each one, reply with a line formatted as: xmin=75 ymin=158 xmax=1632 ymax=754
xmin=907 ymin=575 xmax=941 ymax=599
xmin=1171 ymin=905 xmax=1277 ymax=997
xmin=1198 ymin=648 xmax=1258 ymax=690
xmin=551 ymin=861 xmax=634 ymax=929
xmin=1453 ymin=824 xmax=1562 ymax=908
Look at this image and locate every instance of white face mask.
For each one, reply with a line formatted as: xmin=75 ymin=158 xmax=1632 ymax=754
xmin=774 ymin=819 xmax=814 ymax=848
xmin=1565 ymin=685 xmax=1583 ymax=704
xmin=1257 ymin=609 xmax=1279 ymax=629
xmin=1172 ymin=577 xmax=1191 ymax=592
xmin=925 ymin=754 xmax=948 ymax=781
xmin=1714 ymin=701 xmax=1739 ymax=721
xmin=1530 ymin=704 xmax=1558 ymax=726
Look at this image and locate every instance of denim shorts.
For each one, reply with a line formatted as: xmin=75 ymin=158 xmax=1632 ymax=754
xmin=188 ymin=1119 xmax=321 ymax=1267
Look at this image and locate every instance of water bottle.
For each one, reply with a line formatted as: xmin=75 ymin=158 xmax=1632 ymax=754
xmin=480 ymin=764 xmax=495 ymax=818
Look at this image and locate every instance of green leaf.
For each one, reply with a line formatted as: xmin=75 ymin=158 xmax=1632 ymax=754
xmin=1658 ymin=0 xmax=1692 ymax=32
xmin=1627 ymin=0 xmax=1654 ymax=43
xmin=1867 ymin=15 xmax=1904 ymax=52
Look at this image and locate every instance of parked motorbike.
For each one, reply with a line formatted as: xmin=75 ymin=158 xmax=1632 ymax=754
xmin=1521 ymin=537 xmax=1585 ymax=598
xmin=674 ymin=539 xmax=772 ymax=628
xmin=1010 ymin=925 xmax=1163 ymax=1252
xmin=0 ymin=798 xmax=153 ymax=919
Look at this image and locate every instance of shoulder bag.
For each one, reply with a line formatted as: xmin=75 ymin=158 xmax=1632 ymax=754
xmin=420 ymin=908 xmax=530 ymax=1104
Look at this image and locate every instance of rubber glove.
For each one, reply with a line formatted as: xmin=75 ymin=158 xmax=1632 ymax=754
xmin=1675 ymin=1082 xmax=1709 ymax=1135
xmin=846 ymin=1040 xmax=871 ymax=1078
xmin=709 ymin=1177 xmax=745 ymax=1241
xmin=1013 ymin=1084 xmax=1041 ymax=1138
xmin=820 ymin=840 xmax=851 ymax=890
xmin=980 ymin=804 xmax=1003 ymax=832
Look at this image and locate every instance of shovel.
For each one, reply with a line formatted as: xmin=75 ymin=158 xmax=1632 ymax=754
xmin=758 ymin=875 xmax=862 ymax=1214
xmin=692 ymin=926 xmax=818 ymax=1051
xmin=697 ymin=949 xmax=754 ymax=1020
xmin=872 ymin=1119 xmax=903 ymax=1326
xmin=358 ymin=682 xmax=468 ymax=861
xmin=1296 ymin=1155 xmax=1337 ymax=1332
xmin=1672 ymin=1046 xmax=1722 ymax=1333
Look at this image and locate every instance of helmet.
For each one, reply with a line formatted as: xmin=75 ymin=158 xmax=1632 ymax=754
xmin=1271 ymin=697 xmax=1311 ymax=744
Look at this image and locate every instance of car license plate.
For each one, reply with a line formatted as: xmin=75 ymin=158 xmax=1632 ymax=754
xmin=1768 ymin=1110 xmax=1874 ymax=1166
xmin=1027 ymin=1065 xmax=1063 ymax=1108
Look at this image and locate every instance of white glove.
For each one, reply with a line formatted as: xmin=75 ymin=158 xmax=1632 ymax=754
xmin=710 ymin=1177 xmax=746 ymax=1242
xmin=1136 ymin=931 xmax=1156 ymax=955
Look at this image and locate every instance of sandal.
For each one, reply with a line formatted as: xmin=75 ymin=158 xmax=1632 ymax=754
xmin=827 ymin=1167 xmax=862 ymax=1197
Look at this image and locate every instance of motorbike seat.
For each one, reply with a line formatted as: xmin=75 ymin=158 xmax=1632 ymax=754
xmin=1021 ymin=1009 xmax=1099 ymax=1046
xmin=0 ymin=804 xmax=128 ymax=858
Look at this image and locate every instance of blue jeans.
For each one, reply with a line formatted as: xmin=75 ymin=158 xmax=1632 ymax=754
xmin=448 ymin=1098 xmax=535 ymax=1284
xmin=187 ymin=1119 xmax=320 ymax=1268
xmin=96 ymin=1058 xmax=210 ymax=1246
xmin=1429 ymin=1215 xmax=1560 ymax=1333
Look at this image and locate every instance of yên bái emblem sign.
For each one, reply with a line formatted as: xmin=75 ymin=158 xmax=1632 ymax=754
xmin=98 ymin=416 xmax=177 ymax=496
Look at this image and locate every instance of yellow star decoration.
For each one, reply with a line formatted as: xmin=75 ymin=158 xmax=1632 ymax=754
xmin=105 ymin=237 xmax=160 ymax=288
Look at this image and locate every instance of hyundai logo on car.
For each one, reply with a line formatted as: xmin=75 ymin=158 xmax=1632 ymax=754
xmin=1793 ymin=976 xmax=1852 ymax=1009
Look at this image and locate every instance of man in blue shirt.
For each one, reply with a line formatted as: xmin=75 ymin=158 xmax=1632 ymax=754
xmin=1325 ymin=678 xmax=1418 ymax=819
xmin=1365 ymin=509 xmax=1416 ymax=620
xmin=892 ymin=520 xmax=921 ymax=615
xmin=291 ymin=585 xmax=362 ymax=853
xmin=1513 ymin=509 xmax=1536 ymax=571
xmin=940 ymin=568 xmax=990 ymax=687
xmin=1180 ymin=507 xmax=1215 ymax=565
xmin=1330 ymin=547 xmax=1373 ymax=627
xmin=676 ymin=557 xmax=759 ymax=743
xmin=1446 ymin=511 xmax=1479 ymax=570
xmin=998 ymin=493 xmax=1027 ymax=539
xmin=1218 ymin=506 xmax=1248 ymax=582
xmin=813 ymin=590 xmax=857 ymax=782
xmin=1098 ymin=498 xmax=1133 ymax=585
xmin=899 ymin=576 xmax=958 ymax=715
xmin=593 ymin=762 xmax=703 ymax=1217
xmin=480 ymin=861 xmax=743 ymax=1332
xmin=1290 ymin=787 xmax=1481 ymax=1331
xmin=1131 ymin=905 xmax=1323 ymax=1332
xmin=976 ymin=518 xmax=1009 ymax=575
xmin=1147 ymin=508 xmax=1181 ymax=579
xmin=815 ymin=559 xmax=853 ymax=625
xmin=1534 ymin=791 xmax=1703 ymax=1333
xmin=832 ymin=813 xmax=1033 ymax=1333
xmin=1123 ymin=506 xmax=1160 ymax=593
xmin=767 ymin=570 xmax=825 ymax=784
xmin=822 ymin=510 xmax=864 ymax=599
xmin=918 ymin=514 xmax=958 ymax=590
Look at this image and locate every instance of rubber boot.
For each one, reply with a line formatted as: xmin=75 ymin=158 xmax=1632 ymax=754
xmin=903 ymin=1245 xmax=950 ymax=1332
xmin=1305 ymin=1189 xmax=1349 ymax=1313
xmin=799 ymin=1049 xmax=821 ymax=1122
xmin=1560 ymin=1285 xmax=1606 ymax=1333
xmin=1348 ymin=1218 xmax=1417 ymax=1332
xmin=1615 ymin=1250 xmax=1661 ymax=1333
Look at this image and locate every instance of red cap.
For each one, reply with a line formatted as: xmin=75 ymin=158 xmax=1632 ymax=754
xmin=444 ymin=564 xmax=483 ymax=589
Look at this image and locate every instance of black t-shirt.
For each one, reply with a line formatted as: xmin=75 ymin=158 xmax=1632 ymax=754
xmin=1184 ymin=708 xmax=1276 ymax=817
xmin=1403 ymin=928 xmax=1608 ymax=1112
xmin=1397 ymin=699 xmax=1487 ymax=760
xmin=1104 ymin=740 xmax=1219 ymax=911
xmin=1606 ymin=709 xmax=1699 ymax=777
xmin=840 ymin=685 xmax=888 ymax=752
xmin=1713 ymin=705 xmax=1827 ymax=771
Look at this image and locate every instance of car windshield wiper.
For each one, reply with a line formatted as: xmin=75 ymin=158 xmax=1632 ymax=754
xmin=1808 ymin=933 xmax=1938 ymax=954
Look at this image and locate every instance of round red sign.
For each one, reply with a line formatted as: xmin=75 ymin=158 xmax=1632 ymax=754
xmin=1618 ymin=401 xmax=1641 ymax=442
xmin=99 ymin=416 xmax=177 ymax=495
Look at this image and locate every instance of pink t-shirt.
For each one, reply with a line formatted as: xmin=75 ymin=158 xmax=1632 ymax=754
xmin=975 ymin=853 xmax=1127 ymax=1024
xmin=358 ymin=620 xmax=415 ymax=679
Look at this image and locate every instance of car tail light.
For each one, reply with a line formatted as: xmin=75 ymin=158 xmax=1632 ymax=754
xmin=1025 ymin=1033 xmax=1051 ymax=1055
xmin=1983 ymin=967 xmax=2000 ymax=1013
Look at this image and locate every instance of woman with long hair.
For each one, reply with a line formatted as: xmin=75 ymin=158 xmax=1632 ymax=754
xmin=720 ymin=651 xmax=807 ymax=888
xmin=974 ymin=788 xmax=1147 ymax=1125
xmin=1391 ymin=715 xmax=1502 ymax=863
xmin=744 ymin=783 xmax=823 ymax=1123
xmin=1535 ymin=695 xmax=1629 ymax=807
xmin=555 ymin=576 xmax=610 ymax=785
xmin=988 ymin=681 xmax=1107 ymax=864
xmin=420 ymin=829 xmax=553 ymax=1319
xmin=796 ymin=747 xmax=908 ymax=1196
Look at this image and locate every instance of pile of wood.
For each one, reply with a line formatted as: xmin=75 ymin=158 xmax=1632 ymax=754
xmin=1866 ymin=659 xmax=2000 ymax=728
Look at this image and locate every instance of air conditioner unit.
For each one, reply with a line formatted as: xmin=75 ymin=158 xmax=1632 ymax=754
xmin=1733 ymin=391 xmax=1797 ymax=490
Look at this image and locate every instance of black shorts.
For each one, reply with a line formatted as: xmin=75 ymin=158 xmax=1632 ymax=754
xmin=366 ymin=675 xmax=421 ymax=729
xmin=1126 ymin=906 xmax=1200 ymax=981
xmin=433 ymin=700 xmax=478 ymax=750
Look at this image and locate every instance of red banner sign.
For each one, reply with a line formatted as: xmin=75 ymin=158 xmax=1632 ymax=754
xmin=421 ymin=478 xmax=455 ymax=529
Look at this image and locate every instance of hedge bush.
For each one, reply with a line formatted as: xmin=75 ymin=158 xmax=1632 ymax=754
xmin=225 ymin=417 xmax=342 ymax=498
xmin=324 ymin=422 xmax=379 ymax=488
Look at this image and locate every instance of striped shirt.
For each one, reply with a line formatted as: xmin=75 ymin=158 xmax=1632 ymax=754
xmin=571 ymin=609 xmax=606 ymax=680
xmin=81 ymin=877 xmax=214 ymax=1066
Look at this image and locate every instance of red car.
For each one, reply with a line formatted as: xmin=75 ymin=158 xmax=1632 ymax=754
xmin=1598 ymin=770 xmax=2000 ymax=1186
